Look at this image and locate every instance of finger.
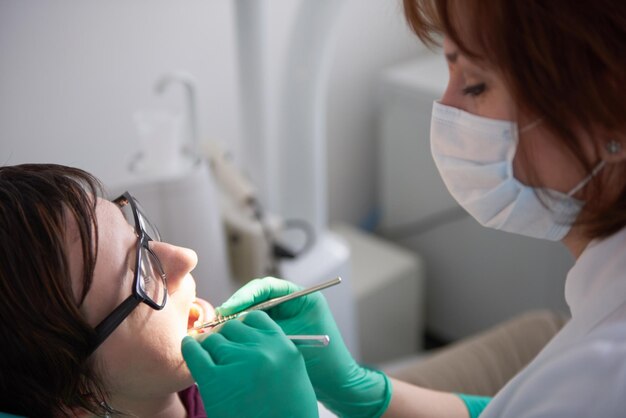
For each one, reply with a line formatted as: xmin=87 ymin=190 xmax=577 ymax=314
xmin=217 ymin=312 xmax=283 ymax=343
xmin=218 ymin=316 xmax=263 ymax=344
xmin=274 ymin=286 xmax=331 ymax=320
xmin=200 ymin=332 xmax=237 ymax=364
xmin=182 ymin=336 xmax=215 ymax=367
xmin=181 ymin=336 xmax=216 ymax=387
xmin=199 ymin=331 xmax=227 ymax=352
xmin=241 ymin=310 xmax=284 ymax=333
xmin=216 ymin=277 xmax=302 ymax=316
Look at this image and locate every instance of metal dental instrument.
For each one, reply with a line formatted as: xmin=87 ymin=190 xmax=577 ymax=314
xmin=191 ymin=332 xmax=330 ymax=347
xmin=288 ymin=335 xmax=330 ymax=347
xmin=191 ymin=276 xmax=342 ymax=331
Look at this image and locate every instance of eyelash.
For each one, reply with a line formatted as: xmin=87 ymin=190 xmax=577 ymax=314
xmin=462 ymin=82 xmax=486 ymax=97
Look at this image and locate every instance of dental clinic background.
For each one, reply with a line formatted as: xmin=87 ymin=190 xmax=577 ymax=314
xmin=0 ymin=0 xmax=573 ymax=360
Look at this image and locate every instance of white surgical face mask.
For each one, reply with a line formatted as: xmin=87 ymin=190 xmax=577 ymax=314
xmin=430 ymin=101 xmax=604 ymax=241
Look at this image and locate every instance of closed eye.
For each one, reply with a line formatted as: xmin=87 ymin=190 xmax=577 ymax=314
xmin=462 ymin=82 xmax=486 ymax=97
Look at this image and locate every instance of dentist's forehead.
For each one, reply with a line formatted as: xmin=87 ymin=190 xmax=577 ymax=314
xmin=439 ymin=2 xmax=498 ymax=66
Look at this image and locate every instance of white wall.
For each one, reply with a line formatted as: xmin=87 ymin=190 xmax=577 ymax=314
xmin=0 ymin=0 xmax=421 ymax=226
xmin=0 ymin=0 xmax=240 ymax=187
xmin=326 ymin=1 xmax=423 ymax=226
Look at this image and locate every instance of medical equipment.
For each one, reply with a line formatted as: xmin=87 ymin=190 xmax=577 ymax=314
xmin=189 ymin=278 xmax=339 ymax=347
xmin=130 ymin=108 xmax=187 ymax=176
xmin=430 ymin=101 xmax=593 ymax=241
xmin=196 ymin=333 xmax=329 ymax=347
xmin=234 ymin=0 xmax=360 ymax=360
xmin=191 ymin=276 xmax=342 ymax=331
xmin=191 ymin=331 xmax=329 ymax=347
xmin=331 ymin=224 xmax=425 ymax=364
xmin=203 ymin=140 xmax=315 ymax=283
xmin=289 ymin=335 xmax=330 ymax=347
xmin=129 ymin=72 xmax=201 ymax=177
xmin=155 ymin=71 xmax=200 ymax=160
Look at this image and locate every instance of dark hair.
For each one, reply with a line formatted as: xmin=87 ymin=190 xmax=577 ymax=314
xmin=0 ymin=164 xmax=111 ymax=416
xmin=403 ymin=0 xmax=626 ymax=238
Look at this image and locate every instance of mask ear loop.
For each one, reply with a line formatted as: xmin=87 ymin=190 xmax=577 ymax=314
xmin=567 ymin=139 xmax=622 ymax=197
xmin=565 ymin=140 xmax=620 ymax=198
xmin=519 ymin=118 xmax=543 ymax=134
xmin=566 ymin=160 xmax=606 ymax=198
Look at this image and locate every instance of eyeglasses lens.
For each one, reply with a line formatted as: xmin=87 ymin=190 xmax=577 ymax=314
xmin=135 ymin=200 xmax=162 ymax=242
xmin=119 ymin=196 xmax=166 ymax=306
xmin=139 ymin=248 xmax=167 ymax=305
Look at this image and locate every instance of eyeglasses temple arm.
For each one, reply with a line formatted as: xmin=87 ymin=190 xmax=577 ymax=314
xmin=91 ymin=294 xmax=142 ymax=351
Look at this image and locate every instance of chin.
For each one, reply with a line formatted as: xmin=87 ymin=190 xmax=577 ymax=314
xmin=173 ymin=358 xmax=198 ymax=389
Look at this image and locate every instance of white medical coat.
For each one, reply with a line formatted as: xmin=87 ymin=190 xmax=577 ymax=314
xmin=482 ymin=226 xmax=626 ymax=417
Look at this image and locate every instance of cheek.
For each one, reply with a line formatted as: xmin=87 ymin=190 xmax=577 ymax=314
xmin=513 ymin=131 xmax=553 ymax=187
xmin=513 ymin=128 xmax=586 ymax=191
xmin=477 ymin=97 xmax=513 ymax=120
xmin=481 ymin=79 xmax=516 ymax=120
xmin=133 ymin=302 xmax=190 ymax=369
xmin=97 ymin=303 xmax=194 ymax=396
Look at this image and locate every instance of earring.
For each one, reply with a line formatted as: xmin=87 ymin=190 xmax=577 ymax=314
xmin=100 ymin=401 xmax=113 ymax=418
xmin=606 ymin=140 xmax=622 ymax=155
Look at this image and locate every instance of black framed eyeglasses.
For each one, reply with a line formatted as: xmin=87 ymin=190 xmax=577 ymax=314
xmin=88 ymin=192 xmax=168 ymax=353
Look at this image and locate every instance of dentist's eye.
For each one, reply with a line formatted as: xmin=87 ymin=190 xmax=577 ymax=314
xmin=462 ymin=82 xmax=486 ymax=97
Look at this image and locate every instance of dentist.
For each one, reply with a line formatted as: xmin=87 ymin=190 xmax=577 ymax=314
xmin=188 ymin=1 xmax=626 ymax=417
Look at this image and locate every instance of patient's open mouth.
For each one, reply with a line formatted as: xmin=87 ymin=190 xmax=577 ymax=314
xmin=187 ymin=301 xmax=203 ymax=330
xmin=187 ymin=297 xmax=215 ymax=334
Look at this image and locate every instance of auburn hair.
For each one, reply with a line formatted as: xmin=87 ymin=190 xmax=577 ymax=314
xmin=403 ymin=0 xmax=626 ymax=238
xmin=0 ymin=164 xmax=111 ymax=416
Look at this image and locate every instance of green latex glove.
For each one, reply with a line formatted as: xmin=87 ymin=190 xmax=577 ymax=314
xmin=216 ymin=277 xmax=392 ymax=418
xmin=181 ymin=310 xmax=319 ymax=418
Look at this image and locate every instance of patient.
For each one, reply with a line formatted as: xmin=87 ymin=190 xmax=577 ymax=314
xmin=0 ymin=164 xmax=214 ymax=417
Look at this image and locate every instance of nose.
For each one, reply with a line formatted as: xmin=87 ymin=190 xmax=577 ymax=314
xmin=149 ymin=241 xmax=197 ymax=288
xmin=439 ymin=71 xmax=464 ymax=109
xmin=440 ymin=38 xmax=464 ymax=109
xmin=440 ymin=83 xmax=456 ymax=107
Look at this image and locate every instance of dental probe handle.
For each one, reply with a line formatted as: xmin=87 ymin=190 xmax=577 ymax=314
xmin=244 ymin=277 xmax=342 ymax=312
xmin=191 ymin=277 xmax=342 ymax=331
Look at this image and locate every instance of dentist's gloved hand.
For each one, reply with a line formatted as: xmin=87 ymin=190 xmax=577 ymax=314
xmin=215 ymin=277 xmax=392 ymax=418
xmin=181 ymin=310 xmax=319 ymax=418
